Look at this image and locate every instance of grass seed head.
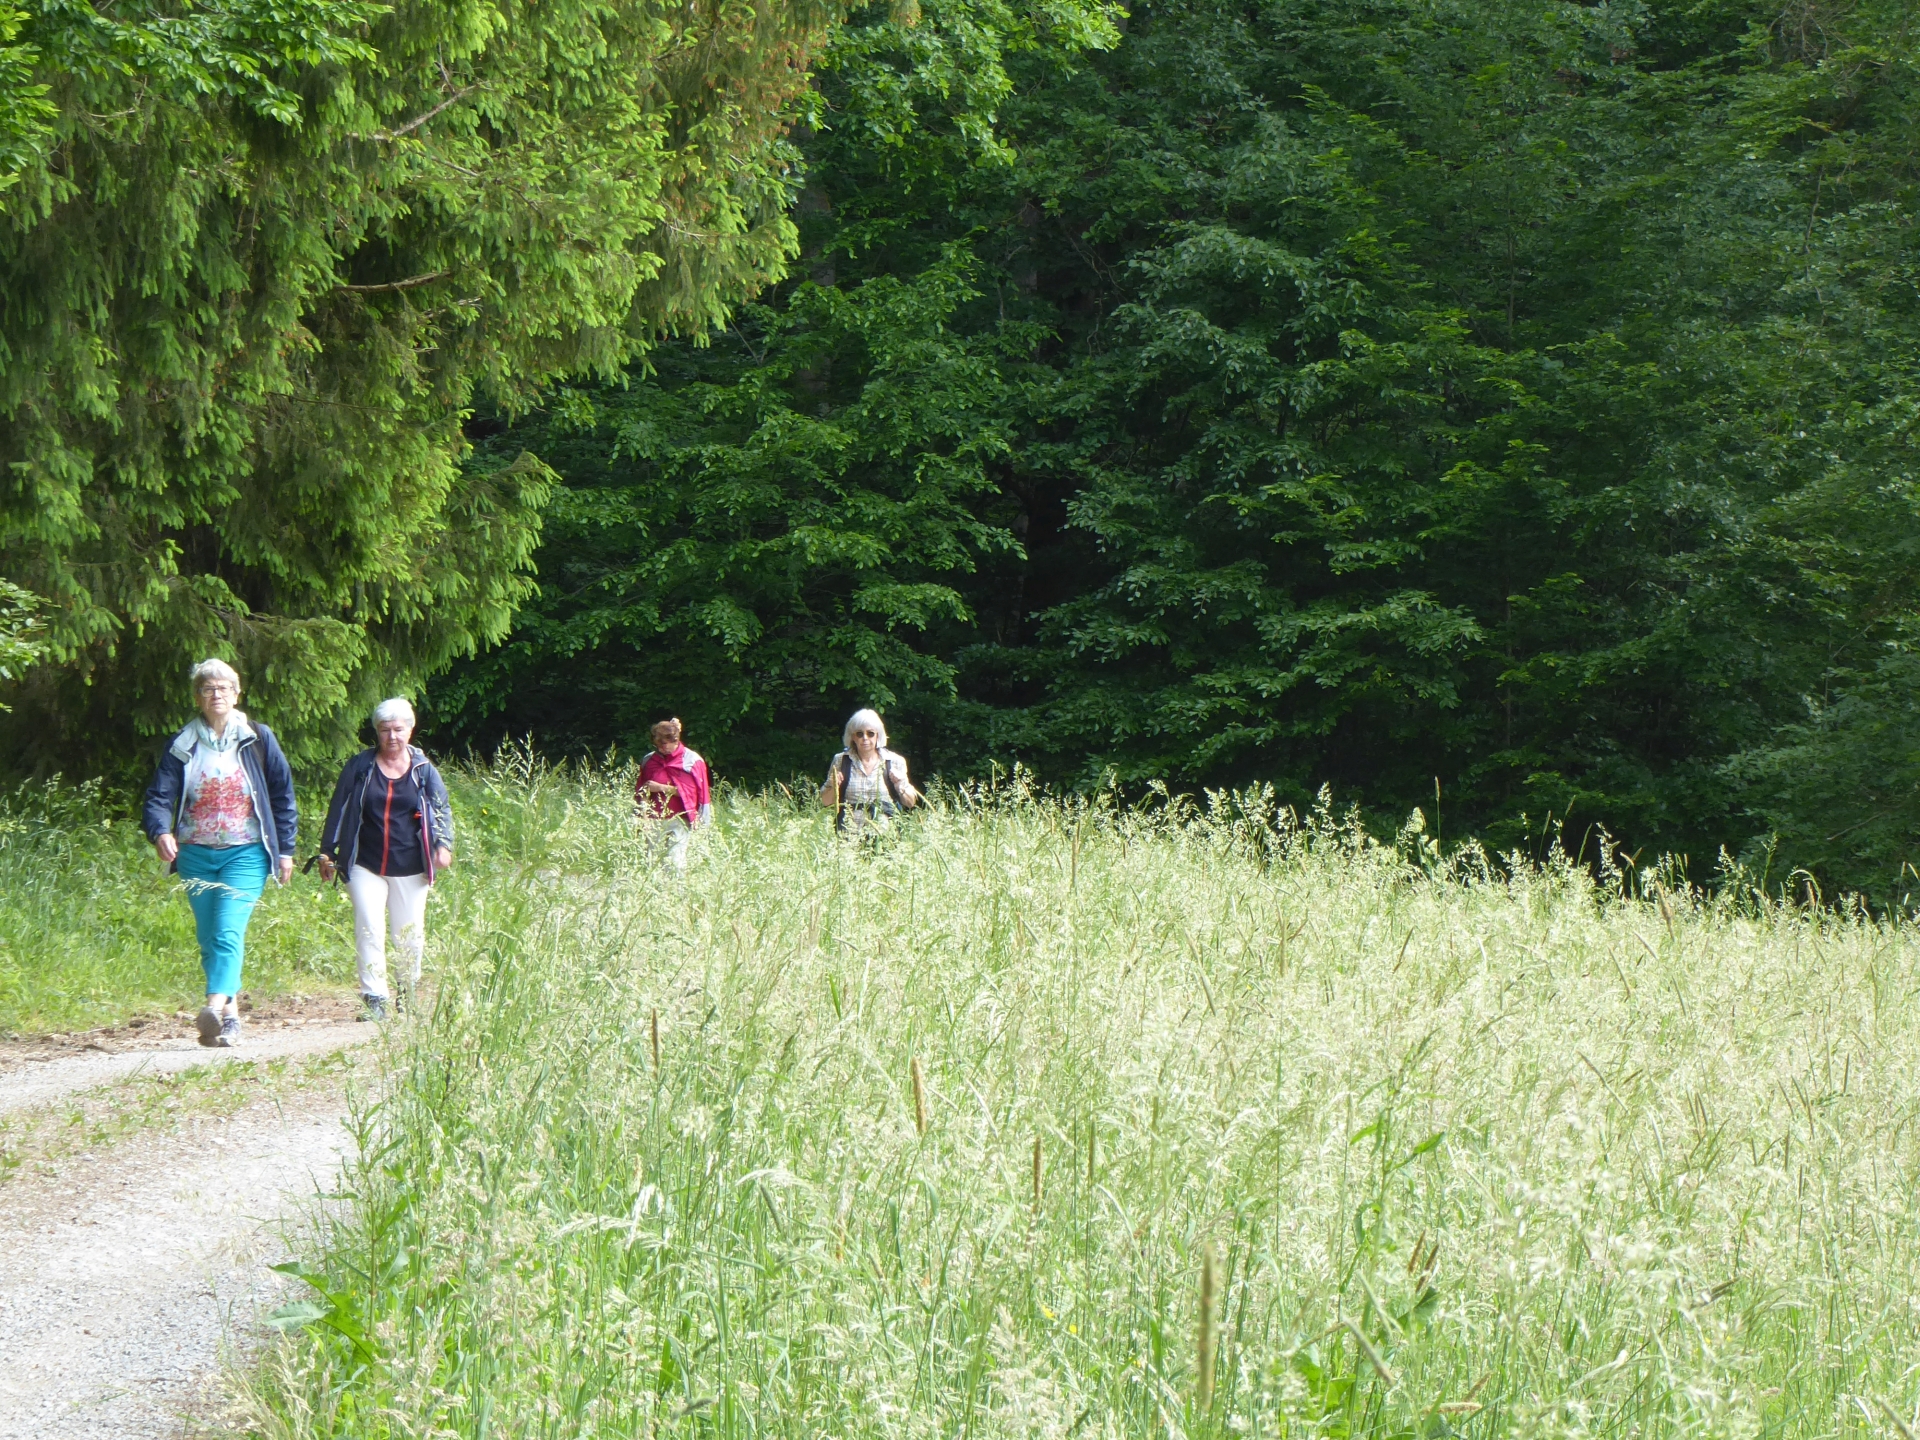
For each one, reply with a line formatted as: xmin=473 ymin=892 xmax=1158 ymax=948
xmin=1197 ymin=1242 xmax=1217 ymax=1411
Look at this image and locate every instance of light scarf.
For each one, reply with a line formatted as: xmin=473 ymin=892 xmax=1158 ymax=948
xmin=193 ymin=712 xmax=246 ymax=752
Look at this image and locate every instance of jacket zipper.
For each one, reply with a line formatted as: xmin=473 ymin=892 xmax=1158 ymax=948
xmin=335 ymin=754 xmax=437 ymax=879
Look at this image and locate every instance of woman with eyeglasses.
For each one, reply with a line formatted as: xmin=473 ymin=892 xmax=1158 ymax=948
xmin=819 ymin=708 xmax=920 ymax=832
xmin=141 ymin=659 xmax=298 ymax=1047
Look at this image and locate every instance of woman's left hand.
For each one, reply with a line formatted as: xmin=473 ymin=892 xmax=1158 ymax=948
xmin=435 ymin=847 xmax=453 ymax=871
xmin=277 ymin=855 xmax=295 ymax=884
xmin=891 ymin=761 xmax=920 ymax=808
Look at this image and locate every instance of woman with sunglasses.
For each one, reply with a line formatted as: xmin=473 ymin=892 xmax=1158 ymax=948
xmin=819 ymin=708 xmax=920 ymax=832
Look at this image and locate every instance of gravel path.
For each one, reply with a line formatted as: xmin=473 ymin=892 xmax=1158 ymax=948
xmin=0 ymin=1022 xmax=372 ymax=1119
xmin=0 ymin=1028 xmax=371 ymax=1439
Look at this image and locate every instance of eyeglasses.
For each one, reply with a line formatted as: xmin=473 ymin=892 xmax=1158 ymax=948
xmin=852 ymin=729 xmax=879 ymax=737
xmin=199 ymin=683 xmax=237 ymax=696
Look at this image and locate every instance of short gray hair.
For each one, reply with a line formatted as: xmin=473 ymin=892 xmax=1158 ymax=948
xmin=842 ymin=707 xmax=887 ymax=751
xmin=371 ymin=696 xmax=416 ymax=728
xmin=189 ymin=658 xmax=240 ymax=695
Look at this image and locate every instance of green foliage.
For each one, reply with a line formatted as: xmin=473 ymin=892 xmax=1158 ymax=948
xmin=0 ymin=0 xmax=846 ymax=767
xmin=0 ymin=2 xmax=51 ymax=191
xmin=6 ymin=0 xmax=1912 ymax=896
xmin=0 ymin=577 xmax=42 ymax=702
xmin=0 ymin=777 xmax=353 ymax=1034
xmin=436 ymin=253 xmax=1033 ymax=773
xmin=438 ymin=0 xmax=1920 ymax=899
xmin=1727 ymin=637 xmax=1920 ymax=905
xmin=246 ymin=759 xmax=1920 ymax=1438
xmin=989 ymin=0 xmax=1920 ymax=881
xmin=431 ymin=0 xmax=1117 ymax=772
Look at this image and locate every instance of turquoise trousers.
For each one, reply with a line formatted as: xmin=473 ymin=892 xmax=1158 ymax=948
xmin=175 ymin=842 xmax=271 ymax=996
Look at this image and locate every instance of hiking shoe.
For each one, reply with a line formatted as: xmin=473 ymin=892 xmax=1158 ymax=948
xmin=216 ymin=1015 xmax=242 ymax=1047
xmin=195 ymin=1007 xmax=222 ymax=1047
xmin=358 ymin=994 xmax=390 ymax=1023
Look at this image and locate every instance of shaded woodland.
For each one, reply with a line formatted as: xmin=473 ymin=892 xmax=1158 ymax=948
xmin=3 ymin=0 xmax=1918 ymax=896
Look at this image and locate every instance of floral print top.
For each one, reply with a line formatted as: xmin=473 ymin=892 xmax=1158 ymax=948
xmin=176 ymin=744 xmax=261 ymax=848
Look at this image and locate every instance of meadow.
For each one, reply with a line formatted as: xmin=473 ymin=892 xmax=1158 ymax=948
xmin=236 ymin=752 xmax=1920 ymax=1440
xmin=0 ymin=778 xmax=355 ymax=1035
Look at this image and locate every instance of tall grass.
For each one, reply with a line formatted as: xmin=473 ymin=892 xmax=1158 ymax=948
xmin=0 ymin=778 xmax=355 ymax=1033
xmin=252 ymin=751 xmax=1920 ymax=1439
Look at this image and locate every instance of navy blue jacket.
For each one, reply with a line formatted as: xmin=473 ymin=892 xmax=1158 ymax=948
xmin=320 ymin=747 xmax=455 ymax=884
xmin=142 ymin=717 xmax=299 ymax=874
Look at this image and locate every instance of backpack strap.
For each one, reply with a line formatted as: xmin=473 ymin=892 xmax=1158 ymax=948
xmin=879 ymin=752 xmax=907 ymax=811
xmin=836 ymin=751 xmax=908 ymax=830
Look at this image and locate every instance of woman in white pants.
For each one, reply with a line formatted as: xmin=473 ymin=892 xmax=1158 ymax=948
xmin=316 ymin=698 xmax=455 ymax=1019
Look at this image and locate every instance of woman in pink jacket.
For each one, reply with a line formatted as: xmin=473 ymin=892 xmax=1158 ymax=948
xmin=635 ymin=717 xmax=711 ymax=871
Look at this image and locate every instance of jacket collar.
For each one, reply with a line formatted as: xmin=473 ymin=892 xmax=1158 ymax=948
xmin=169 ymin=713 xmax=257 ymax=761
xmin=364 ymin=744 xmax=427 ymax=772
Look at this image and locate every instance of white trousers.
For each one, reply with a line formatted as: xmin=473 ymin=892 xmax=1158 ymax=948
xmin=648 ymin=815 xmax=693 ymax=873
xmin=347 ymin=866 xmax=430 ymax=999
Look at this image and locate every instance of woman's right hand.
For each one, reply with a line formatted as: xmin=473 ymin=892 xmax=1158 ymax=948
xmin=154 ymin=834 xmax=178 ymax=864
xmin=317 ymin=855 xmax=336 ymax=882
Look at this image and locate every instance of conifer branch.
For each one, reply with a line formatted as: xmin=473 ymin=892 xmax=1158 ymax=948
xmin=359 ymin=87 xmax=481 ymax=143
xmin=335 ymin=271 xmax=450 ymax=294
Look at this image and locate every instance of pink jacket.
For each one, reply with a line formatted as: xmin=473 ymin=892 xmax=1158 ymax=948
xmin=637 ymin=745 xmax=712 ymax=824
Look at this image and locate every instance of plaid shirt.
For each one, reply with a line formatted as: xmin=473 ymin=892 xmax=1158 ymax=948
xmin=829 ymin=749 xmax=910 ymax=812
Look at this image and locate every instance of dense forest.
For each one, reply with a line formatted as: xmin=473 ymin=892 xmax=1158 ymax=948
xmin=2 ymin=0 xmax=1917 ymax=898
xmin=436 ymin=0 xmax=1920 ymax=896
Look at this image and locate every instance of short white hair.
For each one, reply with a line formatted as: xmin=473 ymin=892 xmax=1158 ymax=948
xmin=371 ymin=696 xmax=416 ymax=728
xmin=842 ymin=708 xmax=887 ymax=750
xmin=189 ymin=658 xmax=240 ymax=695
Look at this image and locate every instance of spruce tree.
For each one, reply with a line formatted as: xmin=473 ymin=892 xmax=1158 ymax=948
xmin=0 ymin=0 xmax=843 ymax=765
